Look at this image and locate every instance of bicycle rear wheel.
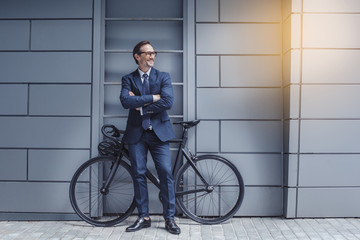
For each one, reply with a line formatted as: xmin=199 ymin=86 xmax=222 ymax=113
xmin=69 ymin=156 xmax=136 ymax=227
xmin=175 ymin=155 xmax=244 ymax=224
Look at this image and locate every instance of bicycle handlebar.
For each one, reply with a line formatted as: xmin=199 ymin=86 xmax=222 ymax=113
xmin=173 ymin=120 xmax=200 ymax=129
xmin=101 ymin=125 xmax=125 ymax=140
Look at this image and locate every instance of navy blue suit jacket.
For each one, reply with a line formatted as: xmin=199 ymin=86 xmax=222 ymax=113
xmin=120 ymin=68 xmax=175 ymax=144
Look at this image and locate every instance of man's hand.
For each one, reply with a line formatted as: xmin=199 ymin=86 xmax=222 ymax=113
xmin=153 ymin=94 xmax=161 ymax=102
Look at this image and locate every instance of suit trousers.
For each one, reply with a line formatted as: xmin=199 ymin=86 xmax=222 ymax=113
xmin=128 ymin=130 xmax=176 ymax=220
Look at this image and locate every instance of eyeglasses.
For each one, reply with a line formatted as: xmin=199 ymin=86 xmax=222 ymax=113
xmin=138 ymin=51 xmax=157 ymax=57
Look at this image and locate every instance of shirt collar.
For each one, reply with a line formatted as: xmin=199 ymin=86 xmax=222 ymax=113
xmin=138 ymin=68 xmax=151 ymax=79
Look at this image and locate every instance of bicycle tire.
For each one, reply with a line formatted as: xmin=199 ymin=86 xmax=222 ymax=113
xmin=175 ymin=155 xmax=244 ymax=224
xmin=69 ymin=156 xmax=136 ymax=227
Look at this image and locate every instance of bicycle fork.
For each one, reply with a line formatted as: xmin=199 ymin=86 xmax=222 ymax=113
xmin=100 ymin=154 xmax=122 ymax=195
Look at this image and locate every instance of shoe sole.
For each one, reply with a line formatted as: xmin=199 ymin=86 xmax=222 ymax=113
xmin=165 ymin=226 xmax=181 ymax=235
xmin=125 ymin=224 xmax=151 ymax=232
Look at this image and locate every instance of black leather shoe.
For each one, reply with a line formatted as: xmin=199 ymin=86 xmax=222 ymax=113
xmin=165 ymin=218 xmax=181 ymax=235
xmin=126 ymin=217 xmax=151 ymax=232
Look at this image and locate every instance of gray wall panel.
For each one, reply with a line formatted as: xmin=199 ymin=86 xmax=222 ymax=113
xmin=196 ymin=24 xmax=281 ymax=54
xmin=282 ymin=0 xmax=292 ymax=20
xmin=237 ymin=187 xmax=282 ymax=216
xmin=283 ymin=187 xmax=297 ymax=218
xmin=290 ymin=15 xmax=301 ymax=49
xmin=301 ymin=85 xmax=360 ymax=118
xmin=298 ymin=188 xmax=360 ymax=217
xmin=155 ymin=53 xmax=184 ymax=83
xmin=0 ymin=0 xmax=92 ymax=19
xmin=197 ymin=88 xmax=282 ymax=119
xmin=303 ymin=14 xmax=360 ymax=48
xmin=300 ymin=120 xmax=360 ymax=153
xmin=169 ymin=85 xmax=183 ymax=116
xmin=283 ymin=85 xmax=300 ymax=119
xmin=283 ymin=120 xmax=299 ymax=154
xmin=299 ymin=154 xmax=360 ymax=187
xmin=221 ymin=56 xmax=282 ymax=87
xmin=29 ymin=85 xmax=91 ymax=116
xmin=283 ymin=154 xmax=298 ymax=187
xmin=302 ymin=50 xmax=360 ymax=84
xmin=303 ymin=0 xmax=360 ymax=12
xmin=220 ymin=0 xmax=281 ymax=22
xmin=282 ymin=51 xmax=290 ymax=86
xmin=222 ymin=154 xmax=282 ymax=186
xmin=104 ymin=85 xmax=129 ymax=116
xmin=0 ymin=20 xmax=29 ymax=50
xmin=196 ymin=0 xmax=218 ymax=22
xmin=197 ymin=121 xmax=219 ymax=152
xmin=105 ymin=53 xmax=137 ymax=82
xmin=0 ymin=182 xmax=73 ymax=212
xmin=106 ymin=21 xmax=183 ymax=50
xmin=197 ymin=56 xmax=219 ymax=87
xmin=0 ymin=117 xmax=90 ymax=148
xmin=0 ymin=52 xmax=92 ymax=83
xmin=31 ymin=20 xmax=92 ymax=50
xmin=221 ymin=121 xmax=282 ymax=153
xmin=28 ymin=150 xmax=90 ymax=181
xmin=0 ymin=150 xmax=27 ymax=181
xmin=106 ymin=0 xmax=182 ymax=18
xmin=282 ymin=16 xmax=291 ymax=53
xmin=0 ymin=84 xmax=28 ymax=115
xmin=283 ymin=50 xmax=301 ymax=85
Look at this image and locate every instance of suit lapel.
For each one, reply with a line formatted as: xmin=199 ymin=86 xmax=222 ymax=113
xmin=149 ymin=68 xmax=157 ymax=93
xmin=133 ymin=70 xmax=143 ymax=94
xmin=133 ymin=68 xmax=157 ymax=95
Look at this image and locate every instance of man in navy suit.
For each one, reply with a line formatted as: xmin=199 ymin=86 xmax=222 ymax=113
xmin=120 ymin=40 xmax=180 ymax=234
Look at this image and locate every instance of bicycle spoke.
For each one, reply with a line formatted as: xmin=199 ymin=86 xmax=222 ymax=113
xmin=181 ymin=192 xmax=209 ymax=204
xmin=210 ymin=160 xmax=225 ymax=184
xmin=105 ymin=194 xmax=119 ymax=216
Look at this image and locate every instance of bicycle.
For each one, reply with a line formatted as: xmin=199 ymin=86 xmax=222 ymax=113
xmin=69 ymin=120 xmax=244 ymax=227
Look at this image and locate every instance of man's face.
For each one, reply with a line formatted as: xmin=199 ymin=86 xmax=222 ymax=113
xmin=135 ymin=44 xmax=155 ymax=71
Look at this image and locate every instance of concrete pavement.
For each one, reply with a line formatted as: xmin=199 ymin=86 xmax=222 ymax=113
xmin=1 ymin=215 xmax=360 ymax=239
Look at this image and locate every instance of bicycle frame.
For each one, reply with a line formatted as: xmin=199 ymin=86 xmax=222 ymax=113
xmin=100 ymin=141 xmax=126 ymax=194
xmin=142 ymin=126 xmax=212 ymax=197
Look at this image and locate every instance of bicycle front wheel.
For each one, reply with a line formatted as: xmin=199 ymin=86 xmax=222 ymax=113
xmin=175 ymin=155 xmax=244 ymax=224
xmin=69 ymin=156 xmax=136 ymax=227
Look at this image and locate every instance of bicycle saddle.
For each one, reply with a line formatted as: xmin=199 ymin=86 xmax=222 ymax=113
xmin=173 ymin=120 xmax=200 ymax=129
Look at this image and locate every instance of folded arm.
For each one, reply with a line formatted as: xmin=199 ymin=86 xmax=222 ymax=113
xmin=142 ymin=73 xmax=174 ymax=115
xmin=119 ymin=73 xmax=174 ymax=114
xmin=128 ymin=91 xmax=161 ymax=112
xmin=120 ymin=76 xmax=153 ymax=109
